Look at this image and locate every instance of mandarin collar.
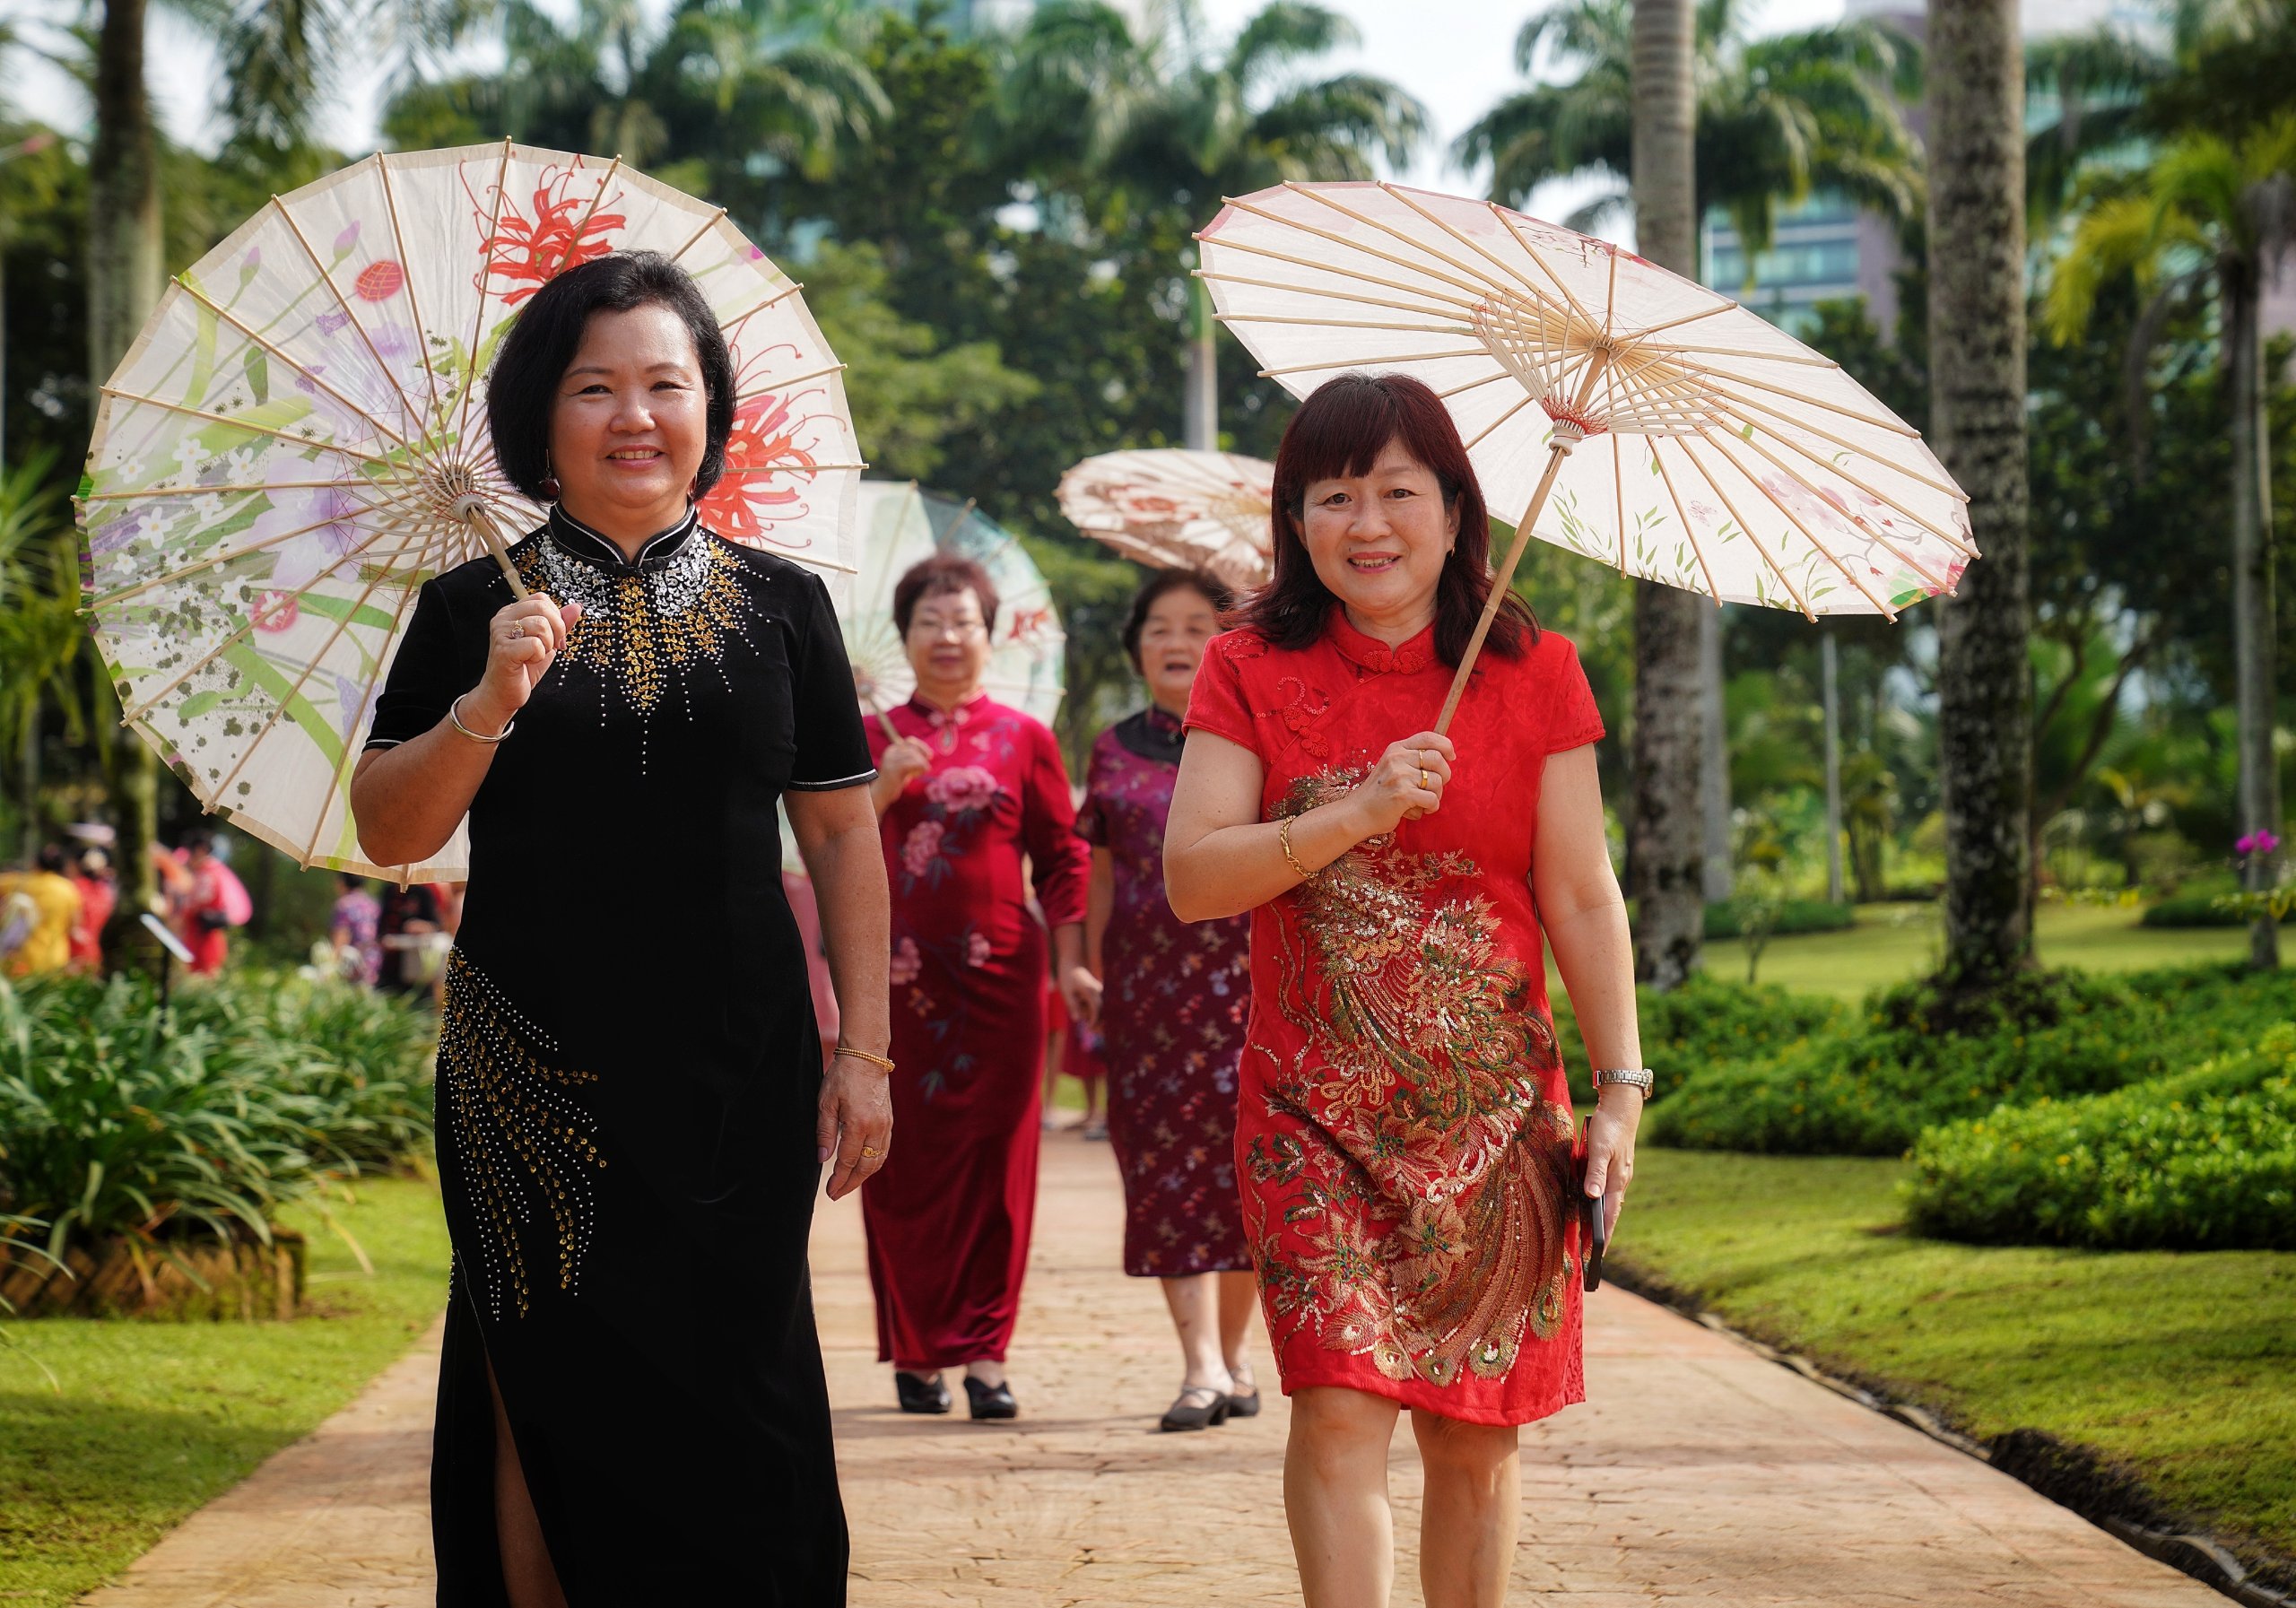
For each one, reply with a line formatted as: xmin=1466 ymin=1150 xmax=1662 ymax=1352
xmin=906 ymin=689 xmax=992 ymax=727
xmin=1327 ymin=607 xmax=1437 ymax=675
xmin=1144 ymin=703 xmax=1184 ymax=738
xmin=547 ymin=503 xmax=701 ymax=574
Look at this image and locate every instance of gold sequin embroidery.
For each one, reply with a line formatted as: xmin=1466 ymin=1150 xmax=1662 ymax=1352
xmin=517 ymin=534 xmax=758 ymax=743
xmin=1247 ymin=767 xmax=1577 ymax=1387
xmin=438 ymin=952 xmax=607 ymax=1320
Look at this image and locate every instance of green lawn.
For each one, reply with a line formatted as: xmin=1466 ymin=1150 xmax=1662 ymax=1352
xmin=1614 ymin=1147 xmax=2296 ymax=1569
xmin=0 ymin=1173 xmax=449 ymax=1607
xmin=1701 ymin=900 xmax=2254 ymax=998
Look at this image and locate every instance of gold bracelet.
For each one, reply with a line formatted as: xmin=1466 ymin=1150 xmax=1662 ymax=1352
xmin=1278 ymin=815 xmax=1314 ymax=882
xmin=448 ymin=693 xmax=514 ymax=744
xmin=833 ymin=1045 xmax=895 ymax=1073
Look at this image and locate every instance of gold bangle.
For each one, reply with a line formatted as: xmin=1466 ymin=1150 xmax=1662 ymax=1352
xmin=833 ymin=1045 xmax=895 ymax=1073
xmin=1278 ymin=815 xmax=1313 ymax=882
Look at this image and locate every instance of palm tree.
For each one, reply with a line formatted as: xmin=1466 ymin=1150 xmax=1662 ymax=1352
xmin=2046 ymin=117 xmax=2296 ymax=969
xmin=1457 ymin=0 xmax=1922 ymax=917
xmin=1928 ymin=0 xmax=2033 ymax=991
xmin=999 ymin=0 xmax=1427 ymax=447
xmin=1622 ymin=0 xmax=1705 ymax=988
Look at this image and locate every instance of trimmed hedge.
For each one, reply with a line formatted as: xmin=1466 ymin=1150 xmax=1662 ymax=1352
xmin=1701 ymin=899 xmax=1856 ymax=940
xmin=2141 ymin=892 xmax=2294 ymax=928
xmin=1552 ymin=973 xmax=1843 ymax=1103
xmin=1904 ymin=1025 xmax=2296 ymax=1249
xmin=1645 ymin=964 xmax=2292 ymax=1156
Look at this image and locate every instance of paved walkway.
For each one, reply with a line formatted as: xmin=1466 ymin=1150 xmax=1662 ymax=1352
xmin=81 ymin=1132 xmax=2221 ymax=1606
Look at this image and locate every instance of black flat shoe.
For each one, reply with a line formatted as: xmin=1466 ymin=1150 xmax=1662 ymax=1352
xmin=963 ymin=1376 xmax=1018 ymax=1421
xmin=895 ymin=1371 xmax=951 ymax=1415
xmin=1159 ymin=1385 xmax=1231 ymax=1433
xmin=1223 ymin=1386 xmax=1261 ymax=1419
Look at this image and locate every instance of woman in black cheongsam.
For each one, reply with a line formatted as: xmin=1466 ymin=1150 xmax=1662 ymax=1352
xmin=351 ymin=252 xmax=891 ymax=1607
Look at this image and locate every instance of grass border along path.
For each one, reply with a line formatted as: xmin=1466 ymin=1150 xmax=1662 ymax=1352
xmin=1613 ymin=1148 xmax=2296 ymax=1595
xmin=0 ymin=1171 xmax=449 ymax=1608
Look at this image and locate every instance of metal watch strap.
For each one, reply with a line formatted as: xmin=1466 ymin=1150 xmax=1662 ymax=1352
xmin=1593 ymin=1067 xmax=1656 ymax=1095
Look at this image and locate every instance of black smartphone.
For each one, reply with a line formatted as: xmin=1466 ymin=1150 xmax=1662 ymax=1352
xmin=1578 ymin=1117 xmax=1609 ymax=1292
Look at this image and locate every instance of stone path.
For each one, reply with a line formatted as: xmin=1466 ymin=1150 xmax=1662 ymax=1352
xmin=80 ymin=1132 xmax=2222 ymax=1606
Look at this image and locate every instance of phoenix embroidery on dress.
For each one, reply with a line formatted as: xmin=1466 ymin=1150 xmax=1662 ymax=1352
xmin=1246 ymin=766 xmax=1577 ymax=1387
xmin=438 ymin=951 xmax=607 ymax=1320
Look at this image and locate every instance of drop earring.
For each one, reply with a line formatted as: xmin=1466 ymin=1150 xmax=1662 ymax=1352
xmin=537 ymin=450 xmax=561 ymax=504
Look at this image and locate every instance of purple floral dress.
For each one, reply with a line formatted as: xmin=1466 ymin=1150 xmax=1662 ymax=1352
xmin=1078 ymin=705 xmax=1254 ymax=1278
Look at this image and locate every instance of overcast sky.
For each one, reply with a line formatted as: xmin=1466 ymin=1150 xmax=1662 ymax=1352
xmin=9 ymin=0 xmax=2132 ymax=240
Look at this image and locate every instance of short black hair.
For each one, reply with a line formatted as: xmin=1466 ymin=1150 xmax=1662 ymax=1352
xmin=485 ymin=251 xmax=737 ymax=502
xmin=1122 ymin=569 xmax=1233 ymax=673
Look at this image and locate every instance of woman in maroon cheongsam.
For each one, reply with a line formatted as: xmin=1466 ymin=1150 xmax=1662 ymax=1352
xmin=865 ymin=553 xmax=1094 ymax=1421
xmin=1166 ymin=375 xmax=1648 ymax=1608
xmin=1077 ymin=570 xmax=1258 ymax=1433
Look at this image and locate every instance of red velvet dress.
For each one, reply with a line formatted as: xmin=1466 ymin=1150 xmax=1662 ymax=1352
xmin=864 ymin=693 xmax=1090 ymax=1370
xmin=1185 ymin=612 xmax=1606 ymax=1426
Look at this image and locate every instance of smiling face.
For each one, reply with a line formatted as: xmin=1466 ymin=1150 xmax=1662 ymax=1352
xmin=548 ymin=302 xmax=710 ymax=542
xmin=904 ymin=585 xmax=993 ymax=704
xmin=1296 ymin=437 xmax=1459 ymax=642
xmin=1135 ymin=583 xmax=1222 ymax=714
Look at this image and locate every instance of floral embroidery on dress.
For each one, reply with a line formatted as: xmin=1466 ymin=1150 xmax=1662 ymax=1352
xmin=1247 ymin=767 xmax=1577 ymax=1387
xmin=438 ymin=952 xmax=607 ymax=1320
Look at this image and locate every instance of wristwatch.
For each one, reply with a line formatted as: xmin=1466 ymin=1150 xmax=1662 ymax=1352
xmin=1593 ymin=1067 xmax=1656 ymax=1096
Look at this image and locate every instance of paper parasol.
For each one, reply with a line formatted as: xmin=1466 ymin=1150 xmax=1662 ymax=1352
xmin=77 ymin=139 xmax=862 ymax=879
xmin=841 ymin=482 xmax=1065 ymax=731
xmin=1055 ymin=448 xmax=1274 ymax=588
xmin=1196 ymin=180 xmax=1975 ymax=730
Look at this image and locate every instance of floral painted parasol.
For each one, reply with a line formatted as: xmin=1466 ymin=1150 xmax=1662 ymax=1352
xmin=1055 ymin=448 xmax=1274 ymax=588
xmin=77 ymin=140 xmax=861 ymax=879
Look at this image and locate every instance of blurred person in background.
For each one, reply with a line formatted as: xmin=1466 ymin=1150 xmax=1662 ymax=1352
xmin=1075 ymin=569 xmax=1257 ymax=1432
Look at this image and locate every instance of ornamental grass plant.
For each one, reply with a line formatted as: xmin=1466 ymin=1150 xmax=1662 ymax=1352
xmin=0 ymin=972 xmax=433 ymax=1266
xmin=1905 ymin=1024 xmax=2296 ymax=1250
xmin=1645 ymin=963 xmax=2290 ymax=1155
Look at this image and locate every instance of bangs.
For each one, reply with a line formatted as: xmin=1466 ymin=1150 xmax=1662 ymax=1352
xmin=1280 ymin=377 xmax=1423 ymax=490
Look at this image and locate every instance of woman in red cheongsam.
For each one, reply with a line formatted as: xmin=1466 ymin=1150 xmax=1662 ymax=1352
xmin=1166 ymin=374 xmax=1648 ymax=1608
xmin=865 ymin=553 xmax=1096 ymax=1421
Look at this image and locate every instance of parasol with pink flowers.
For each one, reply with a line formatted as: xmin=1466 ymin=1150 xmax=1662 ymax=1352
xmin=76 ymin=140 xmax=862 ymax=879
xmin=1196 ymin=182 xmax=1977 ymax=731
xmin=1055 ymin=448 xmax=1274 ymax=588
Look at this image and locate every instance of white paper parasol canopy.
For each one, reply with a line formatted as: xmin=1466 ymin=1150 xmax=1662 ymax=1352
xmin=1197 ymin=182 xmax=1976 ymax=630
xmin=76 ymin=140 xmax=861 ymax=878
xmin=1055 ymin=448 xmax=1274 ymax=588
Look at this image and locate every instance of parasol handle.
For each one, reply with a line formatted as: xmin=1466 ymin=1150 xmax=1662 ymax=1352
xmin=872 ymin=707 xmax=900 ymax=743
xmin=456 ymin=496 xmax=533 ymax=602
xmin=1433 ymin=352 xmax=1611 ymax=737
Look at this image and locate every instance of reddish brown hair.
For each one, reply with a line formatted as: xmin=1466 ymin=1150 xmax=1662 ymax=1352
xmin=892 ymin=553 xmax=1000 ymax=636
xmin=1231 ymin=372 xmax=1535 ymax=665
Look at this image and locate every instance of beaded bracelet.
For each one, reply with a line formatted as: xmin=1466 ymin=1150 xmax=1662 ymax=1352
xmin=833 ymin=1045 xmax=896 ymax=1073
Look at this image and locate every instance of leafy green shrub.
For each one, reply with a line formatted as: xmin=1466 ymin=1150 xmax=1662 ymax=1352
xmin=1701 ymin=899 xmax=1856 ymax=940
xmin=0 ymin=972 xmax=434 ymax=1258
xmin=1646 ymin=963 xmax=2291 ymax=1156
xmin=1904 ymin=1025 xmax=2296 ymax=1249
xmin=1552 ymin=973 xmax=1844 ymax=1102
xmin=2141 ymin=892 xmax=2293 ymax=927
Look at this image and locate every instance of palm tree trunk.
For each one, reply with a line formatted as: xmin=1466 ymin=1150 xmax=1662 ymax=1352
xmin=1927 ymin=0 xmax=2034 ymax=992
xmin=89 ymin=0 xmax=166 ymax=972
xmin=1627 ymin=0 xmax=1705 ymax=988
xmin=2225 ymin=261 xmax=2282 ymax=969
xmin=1184 ymin=276 xmax=1217 ymax=453
xmin=1822 ymin=630 xmax=1844 ymax=905
xmin=1700 ymin=608 xmax=1731 ymax=900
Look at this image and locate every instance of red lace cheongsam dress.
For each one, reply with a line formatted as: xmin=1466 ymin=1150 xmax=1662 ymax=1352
xmin=863 ymin=692 xmax=1090 ymax=1370
xmin=1184 ymin=610 xmax=1606 ymax=1426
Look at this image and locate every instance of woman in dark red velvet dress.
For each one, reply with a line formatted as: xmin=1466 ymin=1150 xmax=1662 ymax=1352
xmin=1077 ymin=570 xmax=1258 ymax=1433
xmin=1165 ymin=374 xmax=1648 ymax=1608
xmin=864 ymin=553 xmax=1095 ymax=1420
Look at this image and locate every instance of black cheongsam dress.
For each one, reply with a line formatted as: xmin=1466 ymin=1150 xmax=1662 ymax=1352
xmin=363 ymin=507 xmax=876 ymax=1605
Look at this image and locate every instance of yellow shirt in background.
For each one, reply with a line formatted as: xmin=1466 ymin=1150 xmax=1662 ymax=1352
xmin=0 ymin=870 xmax=82 ymax=977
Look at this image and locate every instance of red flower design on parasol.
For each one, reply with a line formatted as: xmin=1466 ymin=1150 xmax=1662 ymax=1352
xmin=474 ymin=164 xmax=627 ymax=306
xmin=700 ymin=388 xmax=820 ymax=547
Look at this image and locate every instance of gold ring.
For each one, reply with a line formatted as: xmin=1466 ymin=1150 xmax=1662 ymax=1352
xmin=509 ymin=621 xmax=526 ymax=639
xmin=861 ymin=1145 xmax=881 ymax=1158
xmin=1419 ymin=768 xmax=1430 ymax=789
